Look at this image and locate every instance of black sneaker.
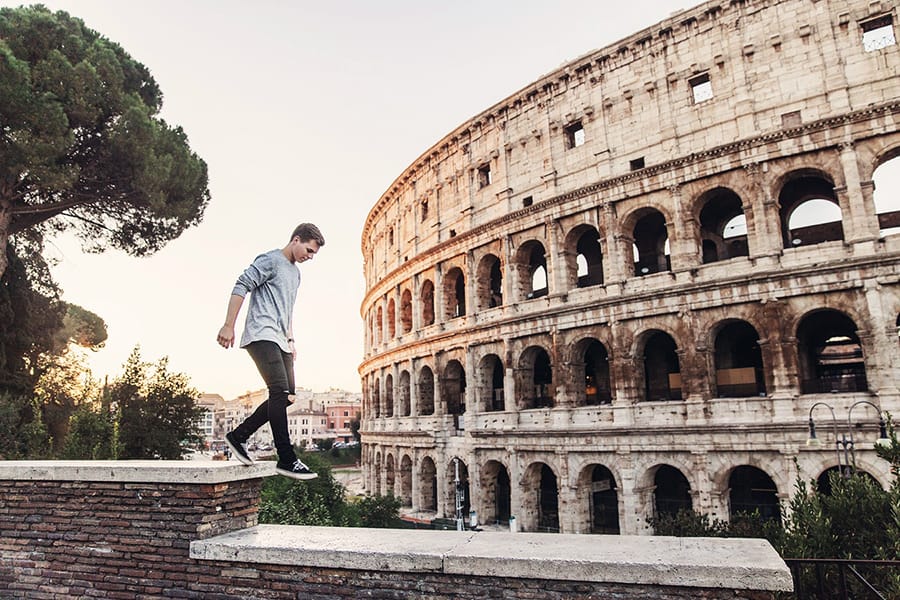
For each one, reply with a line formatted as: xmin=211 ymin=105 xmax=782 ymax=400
xmin=225 ymin=432 xmax=253 ymax=466
xmin=276 ymin=459 xmax=318 ymax=480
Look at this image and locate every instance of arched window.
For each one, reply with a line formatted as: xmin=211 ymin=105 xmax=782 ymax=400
xmin=386 ymin=298 xmax=396 ymax=339
xmin=874 ymin=155 xmax=900 ymax=237
xmin=641 ymin=331 xmax=681 ymax=401
xmin=713 ymin=321 xmax=766 ymax=397
xmin=476 ymin=254 xmax=503 ymax=310
xmin=797 ymin=310 xmax=868 ymax=394
xmin=779 ymin=173 xmax=844 ymax=248
xmin=444 ymin=267 xmax=466 ymax=318
xmin=398 ymin=370 xmax=411 ymax=416
xmin=420 ymin=280 xmax=435 ymax=326
xmin=589 ymin=465 xmax=620 ymax=534
xmin=654 ymin=465 xmax=692 ymax=517
xmin=632 ymin=210 xmax=670 ymax=275
xmin=518 ymin=346 xmax=554 ymax=409
xmin=417 ymin=366 xmax=435 ymax=415
xmin=515 ymin=241 xmax=548 ymax=300
xmin=728 ymin=466 xmax=780 ymax=522
xmin=698 ymin=188 xmax=749 ymax=263
xmin=478 ymin=354 xmax=505 ymax=412
xmin=399 ymin=289 xmax=413 ymax=333
xmin=566 ymin=225 xmax=603 ymax=288
xmin=443 ymin=360 xmax=466 ymax=428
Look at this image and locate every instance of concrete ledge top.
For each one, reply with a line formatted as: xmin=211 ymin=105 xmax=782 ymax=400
xmin=190 ymin=524 xmax=794 ymax=591
xmin=0 ymin=460 xmax=275 ymax=484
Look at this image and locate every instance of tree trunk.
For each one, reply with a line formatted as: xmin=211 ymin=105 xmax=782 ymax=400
xmin=0 ymin=201 xmax=10 ymax=280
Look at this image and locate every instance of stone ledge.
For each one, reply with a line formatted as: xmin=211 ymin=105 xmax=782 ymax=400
xmin=0 ymin=460 xmax=274 ymax=484
xmin=190 ymin=524 xmax=794 ymax=592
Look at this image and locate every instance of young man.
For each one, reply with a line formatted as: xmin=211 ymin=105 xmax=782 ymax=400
xmin=217 ymin=223 xmax=325 ymax=480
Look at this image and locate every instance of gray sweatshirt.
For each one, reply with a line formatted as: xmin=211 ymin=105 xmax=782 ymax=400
xmin=231 ymin=248 xmax=300 ymax=352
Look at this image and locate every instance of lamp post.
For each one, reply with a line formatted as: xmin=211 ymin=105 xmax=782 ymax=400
xmin=806 ymin=399 xmax=890 ymax=478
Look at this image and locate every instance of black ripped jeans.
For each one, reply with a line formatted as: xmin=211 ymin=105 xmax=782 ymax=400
xmin=230 ymin=340 xmax=297 ymax=466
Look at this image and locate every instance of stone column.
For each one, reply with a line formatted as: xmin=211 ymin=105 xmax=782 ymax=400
xmin=667 ymin=184 xmax=700 ymax=274
xmin=861 ymin=280 xmax=900 ymax=398
xmin=547 ymin=217 xmax=567 ymax=296
xmin=743 ymin=162 xmax=782 ymax=264
xmin=600 ymin=202 xmax=627 ymax=290
xmin=836 ymin=142 xmax=879 ymax=245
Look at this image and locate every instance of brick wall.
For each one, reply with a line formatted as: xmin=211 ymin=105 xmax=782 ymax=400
xmin=0 ymin=461 xmax=791 ymax=599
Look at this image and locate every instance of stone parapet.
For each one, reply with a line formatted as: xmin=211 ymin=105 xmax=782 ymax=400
xmin=0 ymin=460 xmax=792 ymax=598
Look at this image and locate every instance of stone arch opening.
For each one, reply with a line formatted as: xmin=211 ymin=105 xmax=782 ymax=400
xmin=446 ymin=458 xmax=470 ymax=522
xmin=385 ymin=453 xmax=396 ymax=496
xmin=586 ymin=464 xmax=620 ymax=534
xmin=387 ymin=298 xmax=396 ymax=339
xmin=477 ymin=353 xmax=505 ymax=412
xmin=374 ymin=451 xmax=382 ymax=495
xmin=419 ymin=456 xmax=437 ymax=512
xmin=874 ymin=152 xmax=900 ymax=237
xmin=399 ymin=454 xmax=413 ymax=506
xmin=778 ymin=172 xmax=844 ymax=248
xmin=515 ymin=240 xmax=548 ymax=300
xmin=398 ymin=370 xmax=411 ymax=417
xmin=444 ymin=267 xmax=466 ymax=319
xmin=480 ymin=460 xmax=511 ymax=525
xmin=443 ymin=359 xmax=466 ymax=426
xmin=523 ymin=462 xmax=559 ymax=533
xmin=420 ymin=279 xmax=435 ymax=326
xmin=375 ymin=305 xmax=383 ymax=344
xmin=517 ymin=345 xmax=554 ymax=409
xmin=713 ymin=320 xmax=766 ymax=397
xmin=417 ymin=366 xmax=435 ymax=415
xmin=797 ymin=309 xmax=868 ymax=394
xmin=476 ymin=253 xmax=503 ymax=310
xmin=632 ymin=209 xmax=670 ymax=275
xmin=698 ymin=188 xmax=749 ymax=263
xmin=816 ymin=466 xmax=880 ymax=495
xmin=653 ymin=464 xmax=692 ymax=518
xmin=566 ymin=224 xmax=603 ymax=288
xmin=572 ymin=338 xmax=612 ymax=406
xmin=728 ymin=465 xmax=780 ymax=522
xmin=384 ymin=374 xmax=394 ymax=417
xmin=640 ymin=330 xmax=681 ymax=401
xmin=399 ymin=288 xmax=413 ymax=334
xmin=372 ymin=377 xmax=381 ymax=418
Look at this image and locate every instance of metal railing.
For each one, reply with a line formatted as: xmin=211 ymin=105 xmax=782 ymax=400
xmin=784 ymin=558 xmax=900 ymax=599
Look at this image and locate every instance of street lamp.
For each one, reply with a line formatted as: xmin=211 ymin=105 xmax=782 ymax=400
xmin=806 ymin=399 xmax=891 ymax=478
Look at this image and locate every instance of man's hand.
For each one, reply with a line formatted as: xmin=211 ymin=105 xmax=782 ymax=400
xmin=217 ymin=324 xmax=236 ymax=348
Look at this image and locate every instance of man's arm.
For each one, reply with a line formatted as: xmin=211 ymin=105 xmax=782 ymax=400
xmin=217 ymin=294 xmax=245 ymax=348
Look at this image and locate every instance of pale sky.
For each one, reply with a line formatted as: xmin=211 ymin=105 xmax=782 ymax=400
xmin=5 ymin=0 xmax=898 ymax=399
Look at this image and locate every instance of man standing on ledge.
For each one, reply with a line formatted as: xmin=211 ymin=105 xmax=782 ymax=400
xmin=217 ymin=223 xmax=325 ymax=480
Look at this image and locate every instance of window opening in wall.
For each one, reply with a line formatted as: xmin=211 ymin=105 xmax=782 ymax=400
xmin=421 ymin=199 xmax=429 ymax=222
xmin=874 ymin=155 xmax=900 ymax=237
xmin=797 ymin=310 xmax=868 ymax=394
xmin=583 ymin=340 xmax=611 ymax=405
xmin=729 ymin=466 xmax=780 ymax=522
xmin=523 ymin=196 xmax=534 ymax=207
xmin=633 ymin=210 xmax=670 ymax=275
xmin=565 ymin=121 xmax=585 ymax=148
xmin=537 ymin=465 xmax=560 ymax=533
xmin=421 ymin=280 xmax=435 ymax=326
xmin=689 ymin=73 xmax=713 ymax=103
xmin=478 ymin=163 xmax=492 ymax=188
xmin=449 ymin=229 xmax=457 ymax=237
xmin=629 ymin=157 xmax=645 ymax=171
xmin=491 ymin=358 xmax=505 ymax=411
xmin=714 ymin=321 xmax=766 ymax=398
xmin=574 ymin=228 xmax=603 ymax=287
xmin=388 ymin=227 xmax=394 ymax=246
xmin=489 ymin=257 xmax=503 ymax=308
xmin=862 ymin=15 xmax=896 ymax=52
xmin=699 ymin=188 xmax=749 ymax=263
xmin=590 ymin=465 xmax=620 ymax=534
xmin=653 ymin=466 xmax=692 ymax=518
xmin=642 ymin=331 xmax=681 ymax=401
xmin=779 ymin=175 xmax=843 ymax=247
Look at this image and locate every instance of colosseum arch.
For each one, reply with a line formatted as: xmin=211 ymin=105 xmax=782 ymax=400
xmin=475 ymin=352 xmax=505 ymax=412
xmin=385 ymin=453 xmax=396 ymax=497
xmin=442 ymin=359 xmax=466 ymax=424
xmin=516 ymin=345 xmax=554 ymax=409
xmin=360 ymin=0 xmax=900 ymax=536
xmin=568 ymin=336 xmax=613 ymax=406
xmin=564 ymin=223 xmax=604 ymax=289
xmin=375 ymin=305 xmax=383 ymax=345
xmin=710 ymin=319 xmax=767 ymax=398
xmin=397 ymin=370 xmax=411 ymax=417
xmin=625 ymin=207 xmax=672 ymax=276
xmin=386 ymin=298 xmax=396 ymax=340
xmin=521 ymin=461 xmax=560 ymax=533
xmin=417 ymin=365 xmax=435 ymax=416
xmin=796 ymin=308 xmax=869 ymax=394
xmin=479 ymin=459 xmax=511 ymax=526
xmin=420 ymin=278 xmax=435 ymax=327
xmin=777 ymin=169 xmax=844 ymax=248
xmin=727 ymin=465 xmax=780 ymax=522
xmin=443 ymin=266 xmax=466 ymax=319
xmin=695 ymin=187 xmax=750 ymax=263
xmin=444 ymin=458 xmax=470 ymax=520
xmin=635 ymin=329 xmax=682 ymax=402
xmin=371 ymin=376 xmax=381 ymax=418
xmin=418 ymin=455 xmax=437 ymax=513
xmin=513 ymin=240 xmax=549 ymax=300
xmin=574 ymin=463 xmax=621 ymax=535
xmin=475 ymin=251 xmax=503 ymax=311
xmin=383 ymin=373 xmax=394 ymax=418
xmin=399 ymin=454 xmax=413 ymax=506
xmin=399 ymin=288 xmax=413 ymax=334
xmin=872 ymin=144 xmax=900 ymax=237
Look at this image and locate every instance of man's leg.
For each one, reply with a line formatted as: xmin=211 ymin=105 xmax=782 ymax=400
xmin=242 ymin=341 xmax=297 ymax=466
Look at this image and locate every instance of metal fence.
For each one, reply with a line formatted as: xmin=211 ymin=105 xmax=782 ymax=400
xmin=784 ymin=558 xmax=900 ymax=599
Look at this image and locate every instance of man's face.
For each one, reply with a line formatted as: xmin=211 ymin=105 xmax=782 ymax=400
xmin=292 ymin=238 xmax=320 ymax=263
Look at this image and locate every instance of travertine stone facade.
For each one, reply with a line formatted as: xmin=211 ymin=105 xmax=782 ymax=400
xmin=360 ymin=0 xmax=900 ymax=534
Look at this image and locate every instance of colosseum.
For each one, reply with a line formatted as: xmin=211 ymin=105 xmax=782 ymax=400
xmin=359 ymin=0 xmax=900 ymax=535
